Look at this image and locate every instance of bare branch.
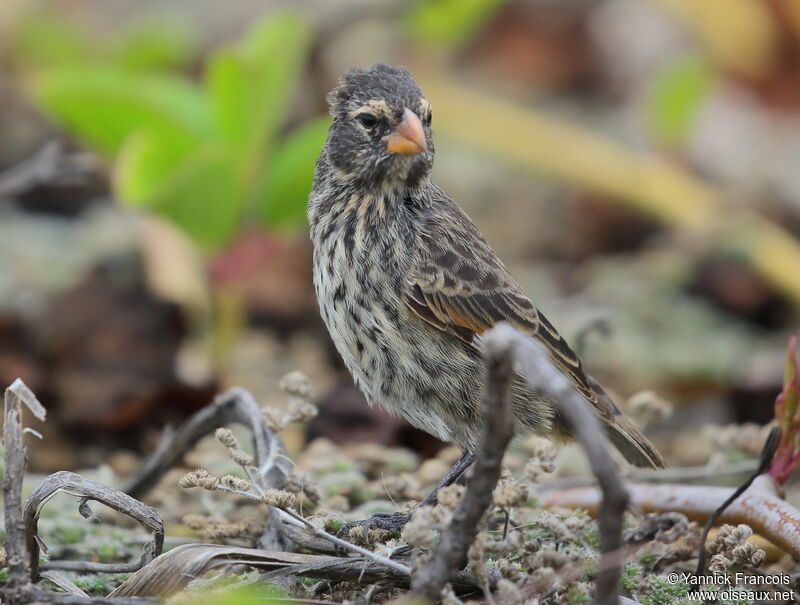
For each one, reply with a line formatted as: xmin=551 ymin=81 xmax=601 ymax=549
xmin=543 ymin=474 xmax=800 ymax=558
xmin=123 ymin=388 xmax=284 ymax=497
xmin=122 ymin=387 xmax=291 ymax=551
xmin=24 ymin=471 xmax=164 ymax=582
xmin=276 ymin=507 xmax=410 ymax=575
xmin=488 ymin=324 xmax=630 ymax=605
xmin=2 ymin=379 xmax=46 ymax=604
xmin=0 ymin=141 xmax=96 ymax=199
xmin=410 ymin=325 xmax=517 ymax=601
xmin=15 ymin=589 xmax=154 ymax=605
xmin=41 ymin=561 xmax=144 ymax=574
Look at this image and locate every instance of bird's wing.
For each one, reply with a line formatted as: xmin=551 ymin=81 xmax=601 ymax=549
xmin=406 ymin=202 xmax=611 ymax=415
xmin=404 ymin=199 xmax=664 ymax=469
xmin=406 ymin=262 xmax=610 ymax=420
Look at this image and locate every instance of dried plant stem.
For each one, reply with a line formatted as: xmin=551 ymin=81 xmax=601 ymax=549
xmin=123 ymin=387 xmax=291 ymax=550
xmin=2 ymin=380 xmax=165 ymax=604
xmin=410 ymin=326 xmax=516 ymax=601
xmin=541 ymin=474 xmax=800 ymax=558
xmin=124 ymin=388 xmax=286 ymax=498
xmin=0 ymin=141 xmax=95 ymax=199
xmin=192 ymin=480 xmax=410 ymax=575
xmin=695 ymin=427 xmax=779 ymax=577
xmin=277 ymin=507 xmax=411 ymax=575
xmin=491 ymin=324 xmax=630 ymax=605
xmin=25 ymin=471 xmax=164 ymax=581
xmin=2 ymin=379 xmax=46 ymax=604
xmin=41 ymin=562 xmax=143 ymax=574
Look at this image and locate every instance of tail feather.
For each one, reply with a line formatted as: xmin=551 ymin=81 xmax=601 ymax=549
xmin=585 ymin=374 xmax=666 ymax=469
xmin=605 ymin=416 xmax=665 ymax=469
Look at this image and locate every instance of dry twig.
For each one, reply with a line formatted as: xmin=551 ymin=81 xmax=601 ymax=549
xmin=491 ymin=324 xmax=630 ymax=605
xmin=1 ymin=379 xmax=163 ymax=604
xmin=541 ymin=474 xmax=800 ymax=558
xmin=0 ymin=141 xmax=95 ymax=199
xmin=410 ymin=325 xmax=517 ymax=601
xmin=24 ymin=471 xmax=164 ymax=581
xmin=695 ymin=426 xmax=779 ymax=577
xmin=1 ymin=379 xmax=46 ymax=604
xmin=110 ymin=543 xmax=480 ymax=598
xmin=123 ymin=387 xmax=291 ymax=550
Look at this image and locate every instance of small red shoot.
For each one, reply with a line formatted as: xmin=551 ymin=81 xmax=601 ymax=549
xmin=768 ymin=334 xmax=800 ymax=485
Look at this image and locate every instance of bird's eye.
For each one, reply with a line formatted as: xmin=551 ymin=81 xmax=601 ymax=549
xmin=357 ymin=113 xmax=378 ymax=129
xmin=424 ymin=111 xmax=432 ymax=126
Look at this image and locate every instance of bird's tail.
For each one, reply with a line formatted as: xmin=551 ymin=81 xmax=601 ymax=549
xmin=605 ymin=416 xmax=665 ymax=469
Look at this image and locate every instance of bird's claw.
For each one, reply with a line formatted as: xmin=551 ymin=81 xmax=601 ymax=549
xmin=336 ymin=511 xmax=412 ymax=544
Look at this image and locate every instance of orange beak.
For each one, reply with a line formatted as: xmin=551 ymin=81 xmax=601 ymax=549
xmin=386 ymin=108 xmax=427 ymax=154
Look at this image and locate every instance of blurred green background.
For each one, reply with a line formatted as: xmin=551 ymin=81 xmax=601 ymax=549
xmin=2 ymin=0 xmax=800 ymax=471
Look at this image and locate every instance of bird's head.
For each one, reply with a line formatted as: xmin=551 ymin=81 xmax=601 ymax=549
xmin=325 ymin=64 xmax=434 ymax=192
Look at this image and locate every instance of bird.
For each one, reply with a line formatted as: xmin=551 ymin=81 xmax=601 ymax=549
xmin=307 ymin=64 xmax=664 ymax=526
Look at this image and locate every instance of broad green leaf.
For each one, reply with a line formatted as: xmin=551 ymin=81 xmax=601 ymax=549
xmin=146 ymin=144 xmax=242 ymax=249
xmin=114 ymin=129 xmax=195 ymax=205
xmin=406 ymin=0 xmax=505 ymax=50
xmin=30 ymin=66 xmax=210 ymax=157
xmin=206 ymin=12 xmax=311 ymax=176
xmin=258 ymin=116 xmax=329 ymax=229
xmin=645 ymin=55 xmax=714 ymax=146
xmin=206 ymin=50 xmax=249 ymax=150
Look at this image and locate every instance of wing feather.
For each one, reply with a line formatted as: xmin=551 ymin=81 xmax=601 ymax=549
xmin=402 ymin=196 xmax=664 ymax=469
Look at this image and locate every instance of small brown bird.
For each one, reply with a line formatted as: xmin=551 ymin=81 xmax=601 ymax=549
xmin=308 ymin=64 xmax=664 ymax=505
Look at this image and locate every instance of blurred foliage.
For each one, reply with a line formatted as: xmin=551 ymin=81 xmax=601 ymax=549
xmin=21 ymin=12 xmax=328 ymax=250
xmin=645 ymin=55 xmax=714 ymax=147
xmin=582 ymin=254 xmax=753 ymax=386
xmin=423 ymin=76 xmax=800 ymax=305
xmin=12 ymin=10 xmax=196 ymax=72
xmin=406 ymin=0 xmax=506 ymax=50
xmin=770 ymin=335 xmax=800 ymax=485
xmin=654 ymin=0 xmax=779 ymax=78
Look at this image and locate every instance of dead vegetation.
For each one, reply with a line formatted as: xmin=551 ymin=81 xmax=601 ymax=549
xmin=2 ymin=325 xmax=800 ymax=604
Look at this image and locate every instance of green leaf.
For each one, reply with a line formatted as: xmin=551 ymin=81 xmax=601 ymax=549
xmin=145 ymin=144 xmax=242 ymax=249
xmin=115 ymin=129 xmax=195 ymax=205
xmin=206 ymin=12 xmax=311 ymax=175
xmin=406 ymin=0 xmax=505 ymax=50
xmin=117 ymin=138 xmax=241 ymax=249
xmin=30 ymin=66 xmax=210 ymax=157
xmin=645 ymin=55 xmax=714 ymax=146
xmin=258 ymin=116 xmax=329 ymax=229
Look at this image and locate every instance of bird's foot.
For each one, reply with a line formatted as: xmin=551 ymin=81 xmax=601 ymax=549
xmin=337 ymin=511 xmax=412 ymax=543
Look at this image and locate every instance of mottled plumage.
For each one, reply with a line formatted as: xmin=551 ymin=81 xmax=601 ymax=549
xmin=308 ymin=64 xmax=664 ymax=469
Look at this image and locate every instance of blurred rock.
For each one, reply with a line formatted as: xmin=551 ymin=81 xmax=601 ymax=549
xmin=42 ymin=264 xmax=213 ymax=430
xmin=0 ymin=205 xmax=140 ymax=316
xmin=688 ymin=257 xmax=792 ymax=329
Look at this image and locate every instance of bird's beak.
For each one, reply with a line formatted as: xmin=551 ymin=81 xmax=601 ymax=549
xmin=386 ymin=108 xmax=427 ymax=154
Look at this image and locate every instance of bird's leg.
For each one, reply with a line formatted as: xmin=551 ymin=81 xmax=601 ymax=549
xmin=337 ymin=451 xmax=475 ymax=539
xmin=419 ymin=450 xmax=475 ymax=506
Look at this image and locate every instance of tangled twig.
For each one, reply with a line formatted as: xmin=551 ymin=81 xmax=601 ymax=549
xmin=410 ymin=326 xmax=517 ymax=600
